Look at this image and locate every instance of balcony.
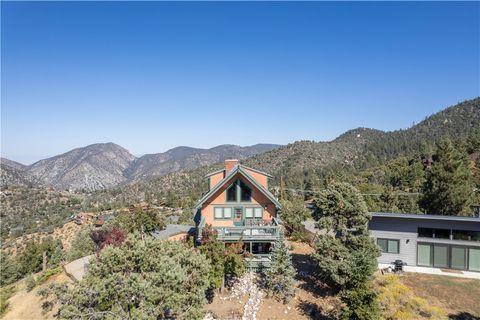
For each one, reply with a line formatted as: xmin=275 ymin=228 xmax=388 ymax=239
xmin=215 ymin=218 xmax=280 ymax=241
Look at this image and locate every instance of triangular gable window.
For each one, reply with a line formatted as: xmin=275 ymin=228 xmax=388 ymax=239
xmin=226 ymin=183 xmax=237 ymax=202
xmin=226 ymin=179 xmax=252 ymax=202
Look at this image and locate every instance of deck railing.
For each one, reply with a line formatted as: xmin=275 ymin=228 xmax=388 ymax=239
xmin=215 ymin=218 xmax=280 ymax=241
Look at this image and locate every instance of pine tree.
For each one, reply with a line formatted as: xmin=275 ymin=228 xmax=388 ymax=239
xmin=312 ymin=182 xmax=380 ymax=320
xmin=420 ymin=137 xmax=475 ymax=216
xmin=264 ymin=231 xmax=296 ymax=303
xmin=379 ymin=186 xmax=399 ymax=212
xmin=279 ymin=198 xmax=310 ymax=239
xmin=46 ymin=234 xmax=211 ymax=320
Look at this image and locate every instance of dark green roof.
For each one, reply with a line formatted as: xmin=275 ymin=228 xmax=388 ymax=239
xmin=195 ymin=165 xmax=281 ymax=211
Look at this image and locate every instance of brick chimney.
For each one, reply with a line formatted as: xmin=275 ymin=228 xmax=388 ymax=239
xmin=224 ymin=159 xmax=239 ymax=172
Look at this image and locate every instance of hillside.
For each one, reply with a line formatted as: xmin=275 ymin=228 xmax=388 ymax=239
xmin=244 ymin=98 xmax=480 ymax=185
xmin=26 ymin=143 xmax=135 ymax=191
xmin=2 ymin=143 xmax=279 ymax=191
xmin=0 ymin=159 xmax=39 ymax=188
xmin=2 ymin=98 xmax=478 ymax=238
xmin=94 ymin=98 xmax=479 ymax=207
xmin=124 ymin=144 xmax=279 ymax=181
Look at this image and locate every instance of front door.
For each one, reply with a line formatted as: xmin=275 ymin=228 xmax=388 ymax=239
xmin=234 ymin=207 xmax=243 ymax=226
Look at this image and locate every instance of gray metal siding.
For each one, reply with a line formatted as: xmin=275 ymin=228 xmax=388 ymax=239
xmin=369 ymin=217 xmax=480 ymax=267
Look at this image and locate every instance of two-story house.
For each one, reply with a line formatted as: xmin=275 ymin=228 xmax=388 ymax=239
xmin=193 ymin=159 xmax=282 ymax=271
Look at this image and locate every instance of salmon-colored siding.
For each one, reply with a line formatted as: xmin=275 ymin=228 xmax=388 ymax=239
xmin=201 ymin=172 xmax=276 ymax=227
xmin=243 ymin=168 xmax=268 ymax=188
xmin=209 ymin=171 xmax=225 ymax=190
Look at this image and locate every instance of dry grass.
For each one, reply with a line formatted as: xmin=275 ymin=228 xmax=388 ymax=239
xmin=400 ymin=273 xmax=480 ymax=319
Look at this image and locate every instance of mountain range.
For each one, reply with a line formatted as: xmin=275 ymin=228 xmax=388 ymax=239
xmin=1 ymin=144 xmax=280 ymax=191
xmin=1 ymin=98 xmax=479 ymax=192
xmin=95 ymin=97 xmax=479 ymax=205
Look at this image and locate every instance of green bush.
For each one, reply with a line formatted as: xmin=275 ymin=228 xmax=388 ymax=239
xmin=36 ymin=267 xmax=62 ymax=286
xmin=25 ymin=274 xmax=37 ymax=292
xmin=0 ymin=286 xmax=15 ymax=317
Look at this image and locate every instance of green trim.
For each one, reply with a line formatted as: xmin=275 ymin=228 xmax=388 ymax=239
xmin=213 ymin=206 xmax=234 ymax=220
xmin=225 ymin=179 xmax=252 ymax=203
xmin=193 ymin=165 xmax=282 ymax=211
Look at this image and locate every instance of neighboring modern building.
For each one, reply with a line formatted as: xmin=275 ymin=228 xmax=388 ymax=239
xmin=369 ymin=212 xmax=480 ymax=273
xmin=193 ymin=160 xmax=282 ymax=271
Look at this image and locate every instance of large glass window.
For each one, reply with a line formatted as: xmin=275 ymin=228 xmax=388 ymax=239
xmin=417 ymin=244 xmax=432 ymax=266
xmin=433 ymin=245 xmax=448 ymax=268
xmin=451 ymin=247 xmax=466 ymax=270
xmin=226 ymin=183 xmax=237 ymax=202
xmin=469 ymin=248 xmax=480 ymax=272
xmin=240 ymin=180 xmax=252 ymax=202
xmin=226 ymin=179 xmax=252 ymax=202
xmin=377 ymin=239 xmax=399 ymax=254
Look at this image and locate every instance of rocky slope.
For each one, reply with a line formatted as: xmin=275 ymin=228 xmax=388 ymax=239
xmin=125 ymin=144 xmax=279 ymax=181
xmin=27 ymin=143 xmax=135 ymax=191
xmin=2 ymin=143 xmax=280 ymax=191
xmin=0 ymin=160 xmax=39 ymax=188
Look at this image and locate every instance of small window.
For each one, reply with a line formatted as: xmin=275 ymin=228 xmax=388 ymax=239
xmin=214 ymin=207 xmax=232 ymax=219
xmin=226 ymin=183 xmax=237 ymax=202
xmin=214 ymin=207 xmax=223 ymax=219
xmin=240 ymin=180 xmax=252 ymax=202
xmin=418 ymin=228 xmax=434 ymax=238
xmin=245 ymin=207 xmax=254 ymax=218
xmin=254 ymin=207 xmax=263 ymax=218
xmin=223 ymin=207 xmax=232 ymax=218
xmin=452 ymin=230 xmax=480 ymax=242
xmin=435 ymin=229 xmax=450 ymax=239
xmin=377 ymin=238 xmax=399 ymax=254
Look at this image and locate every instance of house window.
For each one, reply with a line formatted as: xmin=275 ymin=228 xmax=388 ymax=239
xmin=226 ymin=184 xmax=237 ymax=202
xmin=226 ymin=179 xmax=252 ymax=202
xmin=377 ymin=238 xmax=400 ymax=254
xmin=240 ymin=180 xmax=252 ymax=202
xmin=418 ymin=228 xmax=434 ymax=238
xmin=418 ymin=228 xmax=450 ymax=239
xmin=245 ymin=207 xmax=263 ymax=219
xmin=214 ymin=207 xmax=232 ymax=219
xmin=435 ymin=229 xmax=450 ymax=239
xmin=452 ymin=230 xmax=480 ymax=242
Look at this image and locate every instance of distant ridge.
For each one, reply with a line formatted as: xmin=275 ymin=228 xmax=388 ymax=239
xmin=2 ymin=98 xmax=478 ymax=192
xmin=120 ymin=97 xmax=479 ymax=198
xmin=1 ymin=143 xmax=280 ymax=191
xmin=125 ymin=144 xmax=280 ymax=181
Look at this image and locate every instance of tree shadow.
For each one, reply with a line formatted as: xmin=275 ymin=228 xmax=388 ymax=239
xmin=297 ymin=299 xmax=335 ymax=320
xmin=291 ymin=252 xmax=336 ymax=298
xmin=448 ymin=312 xmax=480 ymax=320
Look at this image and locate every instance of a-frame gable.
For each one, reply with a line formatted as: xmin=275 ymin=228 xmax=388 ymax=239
xmin=193 ymin=165 xmax=281 ymax=212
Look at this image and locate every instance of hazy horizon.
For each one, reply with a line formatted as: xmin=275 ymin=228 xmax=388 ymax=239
xmin=2 ymin=2 xmax=479 ymax=164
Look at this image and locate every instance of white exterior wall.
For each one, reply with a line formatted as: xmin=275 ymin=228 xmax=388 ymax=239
xmin=369 ymin=217 xmax=480 ymax=267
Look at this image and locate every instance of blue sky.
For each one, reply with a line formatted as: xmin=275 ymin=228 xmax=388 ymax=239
xmin=1 ymin=2 xmax=479 ymax=164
